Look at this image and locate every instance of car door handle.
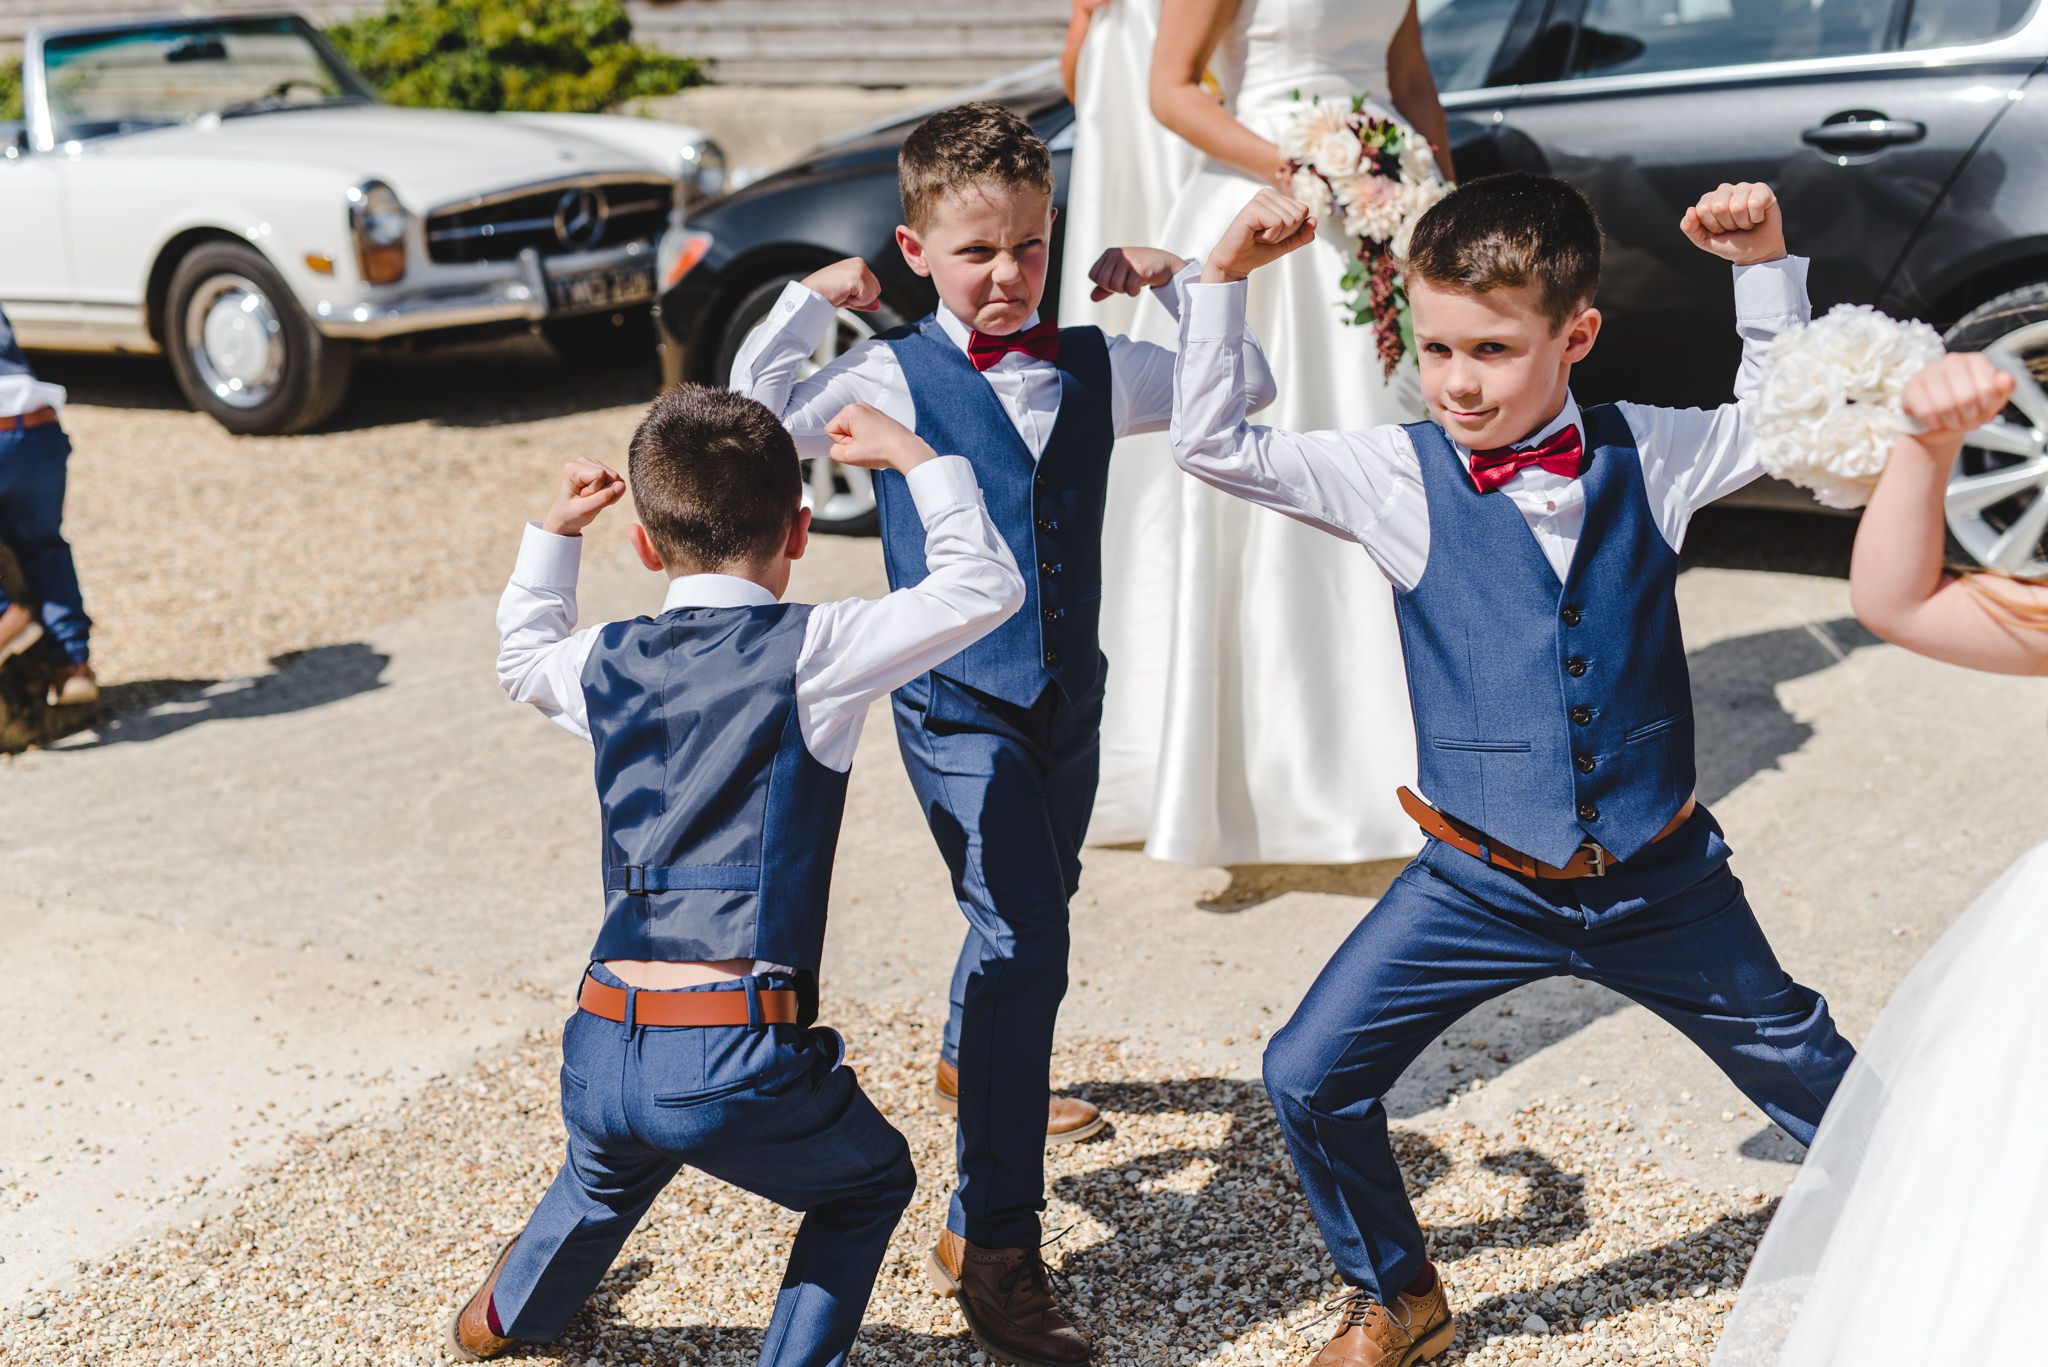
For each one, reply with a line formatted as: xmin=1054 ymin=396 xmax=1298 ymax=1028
xmin=1801 ymin=117 xmax=1927 ymax=150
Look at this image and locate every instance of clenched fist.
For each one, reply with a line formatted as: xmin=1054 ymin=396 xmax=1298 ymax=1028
xmin=1204 ymin=189 xmax=1318 ymax=285
xmin=1904 ymin=352 xmax=2016 ymax=443
xmin=1680 ymin=182 xmax=1786 ymax=266
xmin=1088 ymin=246 xmax=1189 ymax=301
xmin=825 ymin=402 xmax=937 ymax=473
xmin=541 ymin=459 xmax=627 ymax=537
xmin=802 ymin=257 xmax=883 ymax=313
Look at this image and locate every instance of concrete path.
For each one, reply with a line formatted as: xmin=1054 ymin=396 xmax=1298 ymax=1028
xmin=6 ymin=511 xmax=2045 ymax=1309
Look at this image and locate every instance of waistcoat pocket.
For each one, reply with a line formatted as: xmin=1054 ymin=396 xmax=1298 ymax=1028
xmin=1430 ymin=737 xmax=1534 ymax=753
xmin=1624 ymin=711 xmax=1690 ymax=744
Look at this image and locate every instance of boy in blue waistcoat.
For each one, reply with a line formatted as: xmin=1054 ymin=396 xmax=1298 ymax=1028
xmin=446 ymin=386 xmax=1024 ymax=1367
xmin=1170 ymin=177 xmax=1858 ymax=1365
xmin=732 ymin=100 xmax=1275 ymax=1365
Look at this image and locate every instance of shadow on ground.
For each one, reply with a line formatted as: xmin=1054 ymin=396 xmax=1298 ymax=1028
xmin=31 ymin=336 xmax=657 ymax=433
xmin=53 ymin=642 xmax=388 ymax=749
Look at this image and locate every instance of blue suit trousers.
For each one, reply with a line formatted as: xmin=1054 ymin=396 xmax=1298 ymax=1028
xmin=0 ymin=422 xmax=89 ymax=663
xmin=492 ymin=967 xmax=916 ymax=1367
xmin=1262 ymin=809 xmax=1855 ymax=1301
xmin=891 ymin=669 xmax=1102 ymax=1249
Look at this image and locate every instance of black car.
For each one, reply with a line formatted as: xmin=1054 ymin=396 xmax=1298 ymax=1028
xmin=659 ymin=0 xmax=2048 ymax=570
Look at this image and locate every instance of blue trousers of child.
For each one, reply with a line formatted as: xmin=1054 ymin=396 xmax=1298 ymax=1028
xmin=492 ymin=966 xmax=916 ymax=1367
xmin=891 ymin=668 xmax=1102 ymax=1250
xmin=1262 ymin=807 xmax=1855 ymax=1302
xmin=0 ymin=422 xmax=89 ymax=663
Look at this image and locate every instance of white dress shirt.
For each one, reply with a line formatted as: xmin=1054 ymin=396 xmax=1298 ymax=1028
xmin=729 ymin=263 xmax=1278 ymax=460
xmin=0 ymin=376 xmax=67 ymax=419
xmin=1170 ymin=257 xmax=1813 ymax=590
xmin=497 ymin=454 xmax=1023 ymax=771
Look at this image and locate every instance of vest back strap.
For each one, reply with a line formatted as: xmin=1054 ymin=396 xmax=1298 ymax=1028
xmin=577 ymin=976 xmax=801 ymax=1027
xmin=1398 ymin=787 xmax=1697 ymax=879
xmin=605 ymin=864 xmax=761 ymax=895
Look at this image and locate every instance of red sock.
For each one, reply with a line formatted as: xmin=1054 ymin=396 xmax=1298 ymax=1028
xmin=486 ymin=1297 xmax=505 ymax=1337
xmin=1405 ymin=1261 xmax=1438 ymax=1297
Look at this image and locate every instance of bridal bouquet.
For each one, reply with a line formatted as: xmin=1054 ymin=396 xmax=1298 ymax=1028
xmin=1279 ymin=94 xmax=1450 ymax=376
xmin=1753 ymin=305 xmax=1945 ymax=509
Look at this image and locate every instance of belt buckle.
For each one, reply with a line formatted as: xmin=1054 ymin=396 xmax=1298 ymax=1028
xmin=1578 ymin=839 xmax=1611 ymax=877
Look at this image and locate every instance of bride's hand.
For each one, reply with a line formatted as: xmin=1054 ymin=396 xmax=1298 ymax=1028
xmin=1088 ymin=246 xmax=1191 ymax=300
xmin=1204 ymin=189 xmax=1317 ymax=284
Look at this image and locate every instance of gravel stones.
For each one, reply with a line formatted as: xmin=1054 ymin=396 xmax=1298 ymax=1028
xmin=1 ymin=998 xmax=1765 ymax=1365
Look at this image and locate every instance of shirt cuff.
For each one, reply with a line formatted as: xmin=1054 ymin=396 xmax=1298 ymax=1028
xmin=1733 ymin=255 xmax=1810 ymax=321
xmin=782 ymin=279 xmax=839 ymax=343
xmin=1154 ymin=259 xmax=1202 ymax=322
xmin=1184 ymin=277 xmax=1248 ymax=344
xmin=903 ymin=454 xmax=981 ymax=521
xmin=512 ymin=521 xmax=583 ymax=587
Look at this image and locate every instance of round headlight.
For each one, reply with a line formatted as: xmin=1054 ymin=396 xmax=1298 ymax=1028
xmin=356 ymin=182 xmax=407 ymax=246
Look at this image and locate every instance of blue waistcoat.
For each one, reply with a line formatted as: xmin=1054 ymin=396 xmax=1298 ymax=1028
xmin=0 ymin=304 xmax=33 ymax=381
xmin=1396 ymin=405 xmax=1696 ymax=867
xmin=875 ymin=315 xmax=1114 ymax=707
xmin=580 ymin=602 xmax=850 ymax=970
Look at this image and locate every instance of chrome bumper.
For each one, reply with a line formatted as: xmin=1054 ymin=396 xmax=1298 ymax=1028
xmin=311 ymin=242 xmax=655 ymax=340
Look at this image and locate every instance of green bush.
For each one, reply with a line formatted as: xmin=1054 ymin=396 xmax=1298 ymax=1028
xmin=327 ymin=0 xmax=704 ymax=114
xmin=1 ymin=58 xmax=21 ymax=123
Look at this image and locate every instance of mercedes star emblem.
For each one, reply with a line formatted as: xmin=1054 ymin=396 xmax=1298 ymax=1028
xmin=554 ymin=187 xmax=609 ymax=250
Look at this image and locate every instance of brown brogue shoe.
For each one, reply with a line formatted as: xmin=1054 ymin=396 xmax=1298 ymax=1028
xmin=447 ymin=1236 xmax=521 ymax=1361
xmin=934 ymin=1056 xmax=1107 ymax=1145
xmin=1307 ymin=1280 xmax=1453 ymax=1367
xmin=929 ymin=1230 xmax=1093 ymax=1366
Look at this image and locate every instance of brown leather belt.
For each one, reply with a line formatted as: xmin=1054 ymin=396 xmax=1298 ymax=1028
xmin=0 ymin=407 xmax=58 ymax=432
xmin=1398 ymin=786 xmax=1697 ymax=880
xmin=577 ymin=975 xmax=800 ymax=1027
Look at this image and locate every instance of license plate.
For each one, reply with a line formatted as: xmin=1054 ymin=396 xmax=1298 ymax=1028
xmin=547 ymin=262 xmax=655 ymax=315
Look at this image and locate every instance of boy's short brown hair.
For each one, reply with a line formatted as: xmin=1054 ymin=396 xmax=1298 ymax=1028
xmin=898 ymin=101 xmax=1054 ymax=232
xmin=1405 ymin=172 xmax=1603 ymax=332
xmin=627 ymin=384 xmax=801 ymax=570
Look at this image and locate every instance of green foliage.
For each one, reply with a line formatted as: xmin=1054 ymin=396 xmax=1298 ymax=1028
xmin=1 ymin=58 xmax=22 ymax=123
xmin=327 ymin=0 xmax=704 ymax=115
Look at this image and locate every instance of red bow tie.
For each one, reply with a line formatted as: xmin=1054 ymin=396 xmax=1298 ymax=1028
xmin=1467 ymin=425 xmax=1586 ymax=493
xmin=967 ymin=320 xmax=1060 ymax=371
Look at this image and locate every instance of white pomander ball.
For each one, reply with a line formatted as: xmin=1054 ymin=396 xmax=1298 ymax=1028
xmin=1753 ymin=304 xmax=1945 ymax=510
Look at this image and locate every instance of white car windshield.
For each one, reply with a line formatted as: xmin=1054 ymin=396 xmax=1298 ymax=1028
xmin=40 ymin=17 xmax=372 ymax=140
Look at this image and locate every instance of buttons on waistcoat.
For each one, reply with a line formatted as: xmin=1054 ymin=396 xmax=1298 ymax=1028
xmin=1034 ymin=471 xmax=1048 ymax=489
xmin=1040 ymin=560 xmax=1061 ymax=576
xmin=1045 ymin=649 xmax=1062 ymax=666
xmin=1570 ymin=705 xmax=1593 ymax=725
xmin=1560 ymin=606 xmax=1582 ymax=627
xmin=1037 ymin=517 xmax=1059 ymax=533
xmin=1575 ymin=754 xmax=1596 ymax=774
xmin=1565 ymin=657 xmax=1588 ymax=677
xmin=1578 ymin=801 xmax=1600 ymax=822
xmin=1042 ymin=607 xmax=1064 ymax=622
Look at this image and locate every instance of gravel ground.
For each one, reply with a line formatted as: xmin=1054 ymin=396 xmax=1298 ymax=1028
xmin=33 ymin=341 xmax=656 ymax=702
xmin=1 ymin=994 xmax=1762 ymax=1367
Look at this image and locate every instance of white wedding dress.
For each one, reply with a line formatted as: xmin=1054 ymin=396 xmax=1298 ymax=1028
xmin=1711 ymin=841 xmax=2048 ymax=1364
xmin=1089 ymin=0 xmax=1423 ymax=865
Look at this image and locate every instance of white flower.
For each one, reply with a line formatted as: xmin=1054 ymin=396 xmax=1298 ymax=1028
xmin=1398 ymin=134 xmax=1442 ymax=185
xmin=1311 ymin=128 xmax=1366 ymax=179
xmin=1290 ymin=167 xmax=1335 ymax=221
xmin=1283 ymin=98 xmax=1354 ymax=163
xmin=1755 ymin=305 xmax=1946 ymax=509
xmin=1339 ymin=171 xmax=1406 ymax=245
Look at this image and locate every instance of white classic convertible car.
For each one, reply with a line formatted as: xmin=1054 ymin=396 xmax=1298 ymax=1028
xmin=0 ymin=12 xmax=724 ymax=433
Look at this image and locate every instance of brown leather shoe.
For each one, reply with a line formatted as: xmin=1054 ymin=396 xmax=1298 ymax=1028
xmin=929 ymin=1229 xmax=1093 ymax=1365
xmin=1307 ymin=1279 xmax=1454 ymax=1366
xmin=934 ymin=1056 xmax=1106 ymax=1145
xmin=447 ymin=1236 xmax=521 ymax=1361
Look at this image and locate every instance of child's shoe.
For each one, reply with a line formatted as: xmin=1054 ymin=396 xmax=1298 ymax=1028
xmin=447 ymin=1237 xmax=522 ymax=1361
xmin=46 ymin=662 xmax=97 ymax=707
xmin=1307 ymin=1277 xmax=1453 ymax=1366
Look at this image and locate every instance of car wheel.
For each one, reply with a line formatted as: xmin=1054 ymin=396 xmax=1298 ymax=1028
xmin=543 ymin=307 xmax=658 ymax=367
xmin=1943 ymin=283 xmax=2048 ymax=575
xmin=164 ymin=240 xmax=352 ymax=436
xmin=714 ymin=274 xmax=906 ymax=537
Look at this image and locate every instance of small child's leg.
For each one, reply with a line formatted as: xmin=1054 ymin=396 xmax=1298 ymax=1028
xmin=1264 ymin=855 xmax=1565 ymax=1302
xmin=1579 ymin=861 xmax=1856 ymax=1144
xmin=490 ymin=1140 xmax=680 ymax=1340
xmin=0 ymin=424 xmax=90 ymax=664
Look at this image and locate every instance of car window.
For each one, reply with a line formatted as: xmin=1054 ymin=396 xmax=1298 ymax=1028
xmin=1420 ymin=0 xmax=1525 ymax=90
xmin=1569 ymin=0 xmax=1896 ymax=79
xmin=1904 ymin=0 xmax=2038 ymax=49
